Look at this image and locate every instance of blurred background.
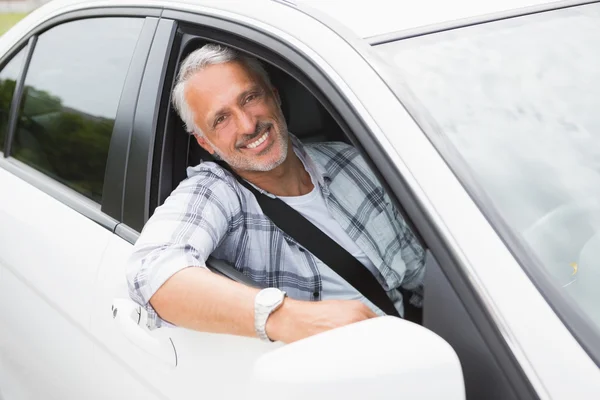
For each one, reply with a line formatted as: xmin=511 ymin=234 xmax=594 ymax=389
xmin=0 ymin=0 xmax=51 ymax=35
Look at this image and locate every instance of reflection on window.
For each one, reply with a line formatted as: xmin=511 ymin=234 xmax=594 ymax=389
xmin=11 ymin=18 xmax=144 ymax=202
xmin=376 ymin=4 xmax=600 ymax=329
xmin=0 ymin=48 xmax=25 ymax=152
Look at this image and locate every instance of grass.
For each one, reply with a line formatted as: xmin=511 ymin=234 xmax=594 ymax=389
xmin=0 ymin=13 xmax=27 ymax=36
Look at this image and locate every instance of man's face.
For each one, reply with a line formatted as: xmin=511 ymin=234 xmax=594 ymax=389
xmin=185 ymin=61 xmax=289 ymax=172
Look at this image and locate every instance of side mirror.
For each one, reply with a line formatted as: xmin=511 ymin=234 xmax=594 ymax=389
xmin=252 ymin=316 xmax=465 ymax=400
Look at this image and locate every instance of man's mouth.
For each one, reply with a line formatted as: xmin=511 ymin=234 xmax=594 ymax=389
xmin=243 ymin=128 xmax=270 ymax=149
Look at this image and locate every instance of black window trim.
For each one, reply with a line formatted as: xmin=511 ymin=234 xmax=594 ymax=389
xmin=1 ymin=37 xmax=32 ymax=157
xmin=121 ymin=17 xmax=177 ymax=230
xmin=0 ymin=7 xmax=163 ymax=232
xmin=118 ymin=8 xmax=538 ymax=399
xmin=104 ymin=16 xmax=162 ymax=223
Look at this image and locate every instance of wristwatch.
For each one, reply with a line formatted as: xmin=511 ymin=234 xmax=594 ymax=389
xmin=254 ymin=287 xmax=287 ymax=342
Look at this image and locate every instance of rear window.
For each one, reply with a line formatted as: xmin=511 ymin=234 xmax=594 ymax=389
xmin=10 ymin=17 xmax=144 ymax=202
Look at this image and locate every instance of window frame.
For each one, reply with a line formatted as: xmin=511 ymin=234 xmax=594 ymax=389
xmin=0 ymin=7 xmax=162 ymax=231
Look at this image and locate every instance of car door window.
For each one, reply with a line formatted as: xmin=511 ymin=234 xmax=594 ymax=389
xmin=0 ymin=47 xmax=26 ymax=152
xmin=10 ymin=17 xmax=144 ymax=202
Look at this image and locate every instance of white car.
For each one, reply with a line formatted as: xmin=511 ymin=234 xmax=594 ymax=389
xmin=1 ymin=0 xmax=599 ymax=399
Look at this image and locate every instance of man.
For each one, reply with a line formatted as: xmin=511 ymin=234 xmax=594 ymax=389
xmin=127 ymin=44 xmax=425 ymax=344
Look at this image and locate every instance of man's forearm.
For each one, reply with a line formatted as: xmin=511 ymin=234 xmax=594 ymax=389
xmin=150 ymin=267 xmax=262 ymax=338
xmin=149 ymin=266 xmax=377 ymax=343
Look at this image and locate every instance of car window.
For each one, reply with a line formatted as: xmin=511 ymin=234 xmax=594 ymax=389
xmin=10 ymin=17 xmax=144 ymax=203
xmin=0 ymin=47 xmax=26 ymax=153
xmin=375 ymin=4 xmax=600 ymax=330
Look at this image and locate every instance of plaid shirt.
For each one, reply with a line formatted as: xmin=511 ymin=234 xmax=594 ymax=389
xmin=127 ymin=136 xmax=425 ymax=328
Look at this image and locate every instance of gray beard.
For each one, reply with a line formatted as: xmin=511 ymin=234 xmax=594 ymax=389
xmin=207 ymin=125 xmax=289 ymax=172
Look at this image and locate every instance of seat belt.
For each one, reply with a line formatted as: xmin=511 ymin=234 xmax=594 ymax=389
xmin=220 ymin=163 xmax=400 ymax=318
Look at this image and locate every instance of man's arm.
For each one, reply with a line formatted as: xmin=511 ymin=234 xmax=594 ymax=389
xmin=150 ymin=266 xmax=377 ymax=343
xmin=128 ymin=171 xmax=375 ymax=342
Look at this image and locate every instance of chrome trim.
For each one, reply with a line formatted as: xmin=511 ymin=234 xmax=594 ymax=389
xmin=114 ymin=223 xmax=139 ymax=244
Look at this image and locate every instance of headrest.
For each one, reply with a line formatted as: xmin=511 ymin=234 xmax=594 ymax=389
xmin=267 ymin=67 xmax=326 ymax=139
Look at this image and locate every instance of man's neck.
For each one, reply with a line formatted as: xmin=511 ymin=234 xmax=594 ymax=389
xmin=234 ymin=145 xmax=314 ymax=197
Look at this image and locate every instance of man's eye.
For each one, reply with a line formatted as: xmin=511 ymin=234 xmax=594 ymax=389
xmin=215 ymin=115 xmax=226 ymax=126
xmin=245 ymin=94 xmax=258 ymax=104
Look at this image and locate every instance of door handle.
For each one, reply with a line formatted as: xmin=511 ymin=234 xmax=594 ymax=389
xmin=112 ymin=298 xmax=177 ymax=367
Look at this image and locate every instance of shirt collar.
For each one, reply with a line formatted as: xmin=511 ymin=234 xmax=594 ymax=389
xmin=289 ymin=133 xmax=332 ymax=189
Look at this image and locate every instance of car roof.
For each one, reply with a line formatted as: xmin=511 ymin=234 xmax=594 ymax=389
xmin=33 ymin=0 xmax=564 ymax=40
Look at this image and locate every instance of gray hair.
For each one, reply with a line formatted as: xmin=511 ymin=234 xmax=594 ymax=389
xmin=172 ymin=44 xmax=272 ymax=135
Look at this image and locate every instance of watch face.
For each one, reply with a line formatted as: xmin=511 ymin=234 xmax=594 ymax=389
xmin=257 ymin=288 xmax=283 ymax=307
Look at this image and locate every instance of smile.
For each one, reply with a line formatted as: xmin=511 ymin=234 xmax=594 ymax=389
xmin=244 ymin=129 xmax=270 ymax=149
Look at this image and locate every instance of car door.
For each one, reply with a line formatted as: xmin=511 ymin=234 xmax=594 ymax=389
xmin=0 ymin=13 xmax=161 ymax=400
xmin=90 ymin=3 xmax=463 ymax=400
xmin=89 ymin=3 xmax=474 ymax=400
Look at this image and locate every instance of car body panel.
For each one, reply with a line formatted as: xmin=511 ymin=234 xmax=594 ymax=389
xmin=0 ymin=160 xmax=138 ymax=399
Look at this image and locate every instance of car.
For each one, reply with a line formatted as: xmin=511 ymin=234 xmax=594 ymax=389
xmin=1 ymin=0 xmax=599 ymax=398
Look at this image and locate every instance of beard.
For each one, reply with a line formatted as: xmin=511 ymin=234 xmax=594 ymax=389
xmin=207 ymin=113 xmax=289 ymax=172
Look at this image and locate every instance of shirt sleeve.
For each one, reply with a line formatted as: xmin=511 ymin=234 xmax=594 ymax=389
xmin=126 ymin=172 xmax=237 ymax=329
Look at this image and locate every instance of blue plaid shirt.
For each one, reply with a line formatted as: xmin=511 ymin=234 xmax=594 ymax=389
xmin=127 ymin=136 xmax=425 ymax=328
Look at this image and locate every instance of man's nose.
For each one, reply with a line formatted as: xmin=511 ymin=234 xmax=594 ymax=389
xmin=235 ymin=109 xmax=256 ymax=135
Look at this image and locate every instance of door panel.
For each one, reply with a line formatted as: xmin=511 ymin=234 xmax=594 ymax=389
xmin=90 ymin=234 xmax=173 ymax=399
xmin=0 ymin=270 xmax=96 ymax=400
xmin=91 ymin=234 xmax=282 ymax=400
xmin=0 ymin=166 xmax=111 ymax=399
xmin=0 ymin=167 xmax=109 ymax=324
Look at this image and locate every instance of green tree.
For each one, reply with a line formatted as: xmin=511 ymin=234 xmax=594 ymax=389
xmin=12 ymin=85 xmax=115 ymax=202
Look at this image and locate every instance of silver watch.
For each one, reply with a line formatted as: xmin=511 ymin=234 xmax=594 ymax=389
xmin=254 ymin=287 xmax=286 ymax=342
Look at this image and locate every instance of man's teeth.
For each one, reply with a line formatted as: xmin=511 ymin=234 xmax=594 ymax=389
xmin=246 ymin=130 xmax=269 ymax=149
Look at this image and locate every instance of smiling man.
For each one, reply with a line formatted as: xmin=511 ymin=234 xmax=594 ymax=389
xmin=127 ymin=44 xmax=425 ymax=343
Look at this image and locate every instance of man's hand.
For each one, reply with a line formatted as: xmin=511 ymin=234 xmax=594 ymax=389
xmin=266 ymin=299 xmax=378 ymax=343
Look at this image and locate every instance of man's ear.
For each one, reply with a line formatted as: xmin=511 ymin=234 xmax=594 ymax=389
xmin=194 ymin=133 xmax=215 ymax=155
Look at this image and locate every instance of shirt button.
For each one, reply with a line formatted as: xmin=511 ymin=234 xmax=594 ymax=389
xmin=313 ymin=291 xmax=320 ymax=298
